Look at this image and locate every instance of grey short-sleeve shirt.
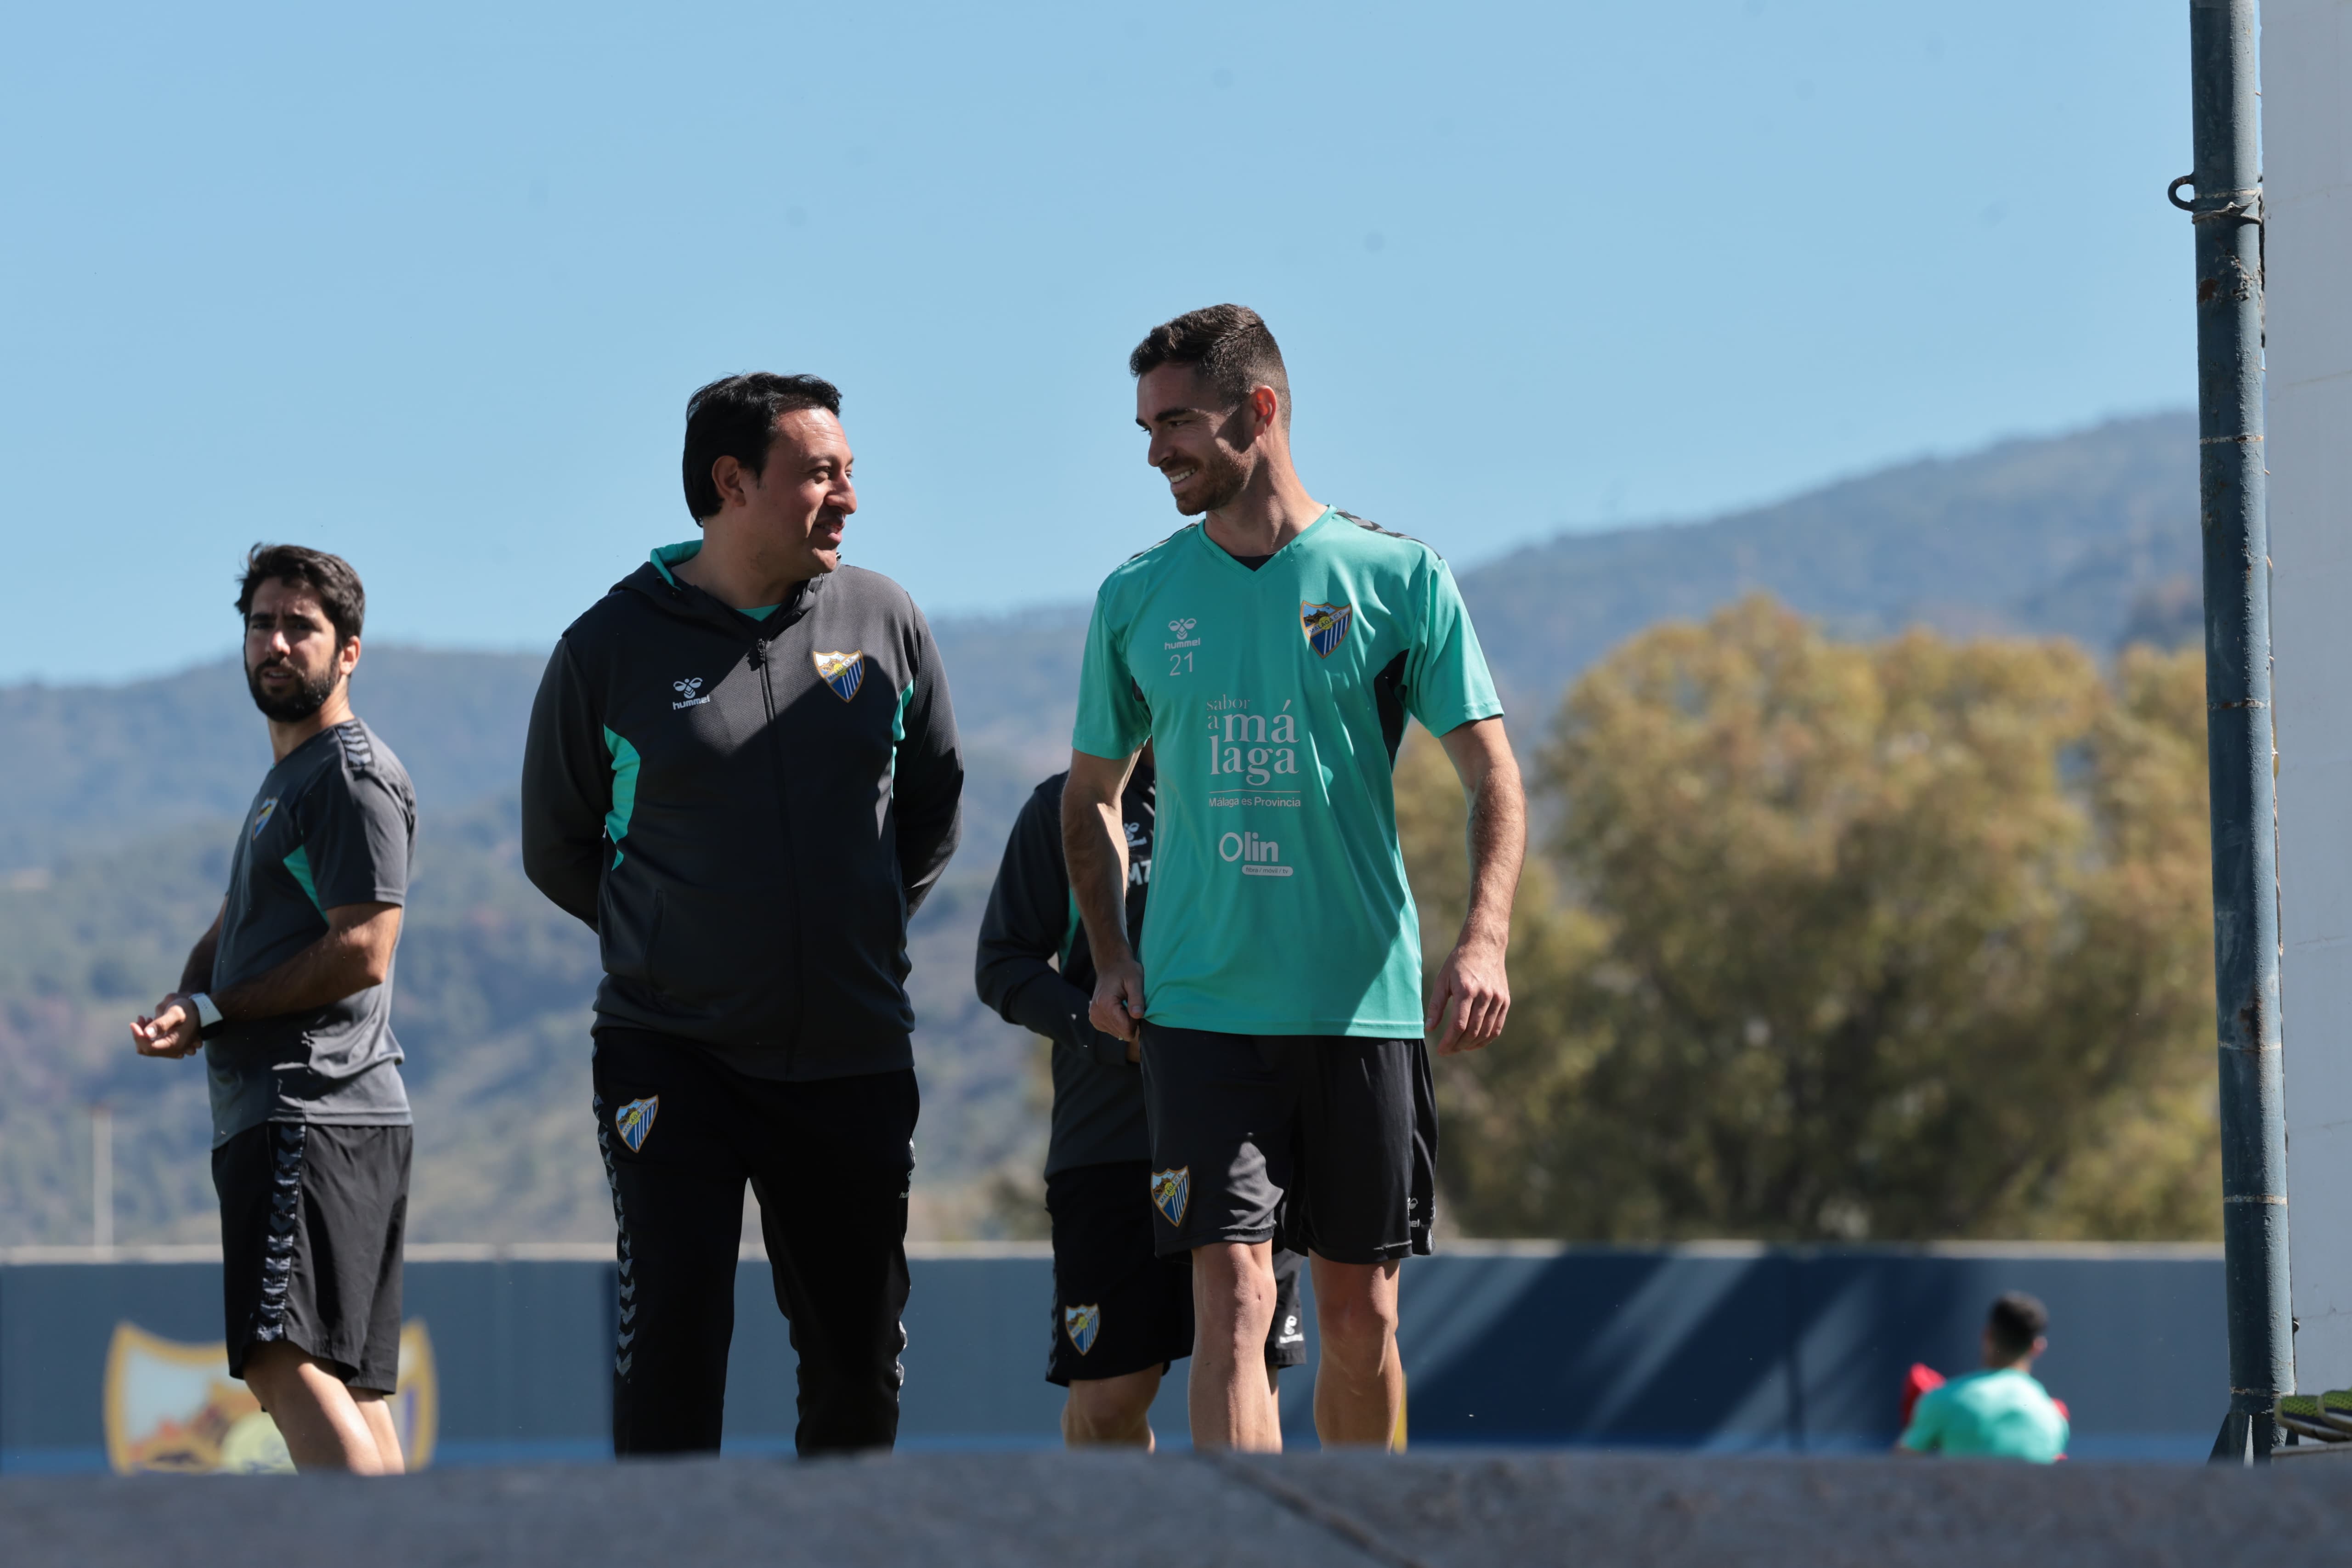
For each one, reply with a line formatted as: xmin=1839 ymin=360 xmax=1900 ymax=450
xmin=204 ymin=719 xmax=416 ymax=1147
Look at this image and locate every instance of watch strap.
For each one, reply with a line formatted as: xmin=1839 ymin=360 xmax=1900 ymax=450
xmin=188 ymin=992 xmax=225 ymax=1038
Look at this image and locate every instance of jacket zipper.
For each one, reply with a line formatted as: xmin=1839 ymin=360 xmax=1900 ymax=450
xmin=749 ymin=635 xmax=801 ymax=1072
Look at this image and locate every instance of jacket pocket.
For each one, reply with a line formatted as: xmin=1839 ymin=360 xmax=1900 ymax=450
xmin=598 ymin=872 xmax=664 ymax=987
xmin=641 ymin=883 xmax=778 ymax=1007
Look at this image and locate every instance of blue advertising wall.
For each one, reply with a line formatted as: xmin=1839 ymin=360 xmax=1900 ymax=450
xmin=0 ymin=1242 xmax=2224 ymax=1471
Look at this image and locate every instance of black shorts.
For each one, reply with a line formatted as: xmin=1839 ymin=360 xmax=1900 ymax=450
xmin=213 ymin=1121 xmax=410 ymax=1393
xmin=1139 ymin=1025 xmax=1435 ymax=1265
xmin=1046 ymin=1159 xmax=1307 ymax=1386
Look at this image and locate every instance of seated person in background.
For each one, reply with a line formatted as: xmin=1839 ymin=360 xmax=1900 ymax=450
xmin=1897 ymin=1291 xmax=2069 ymax=1463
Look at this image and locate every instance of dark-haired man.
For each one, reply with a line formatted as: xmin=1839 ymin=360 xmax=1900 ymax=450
xmin=1898 ymin=1292 xmax=2070 ymax=1462
xmin=132 ymin=544 xmax=416 ymax=1474
xmin=521 ymin=373 xmax=963 ymax=1456
xmin=977 ymin=749 xmax=1308 ymax=1448
xmin=1064 ymin=304 xmax=1525 ymax=1450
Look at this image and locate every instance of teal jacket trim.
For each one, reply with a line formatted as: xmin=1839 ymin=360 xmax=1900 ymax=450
xmin=649 ymin=539 xmax=702 ymax=586
xmin=889 ymin=680 xmax=915 ymax=778
xmin=603 ymin=726 xmax=641 ymax=866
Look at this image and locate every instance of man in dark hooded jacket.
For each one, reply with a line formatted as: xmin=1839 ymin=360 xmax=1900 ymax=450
xmin=521 ymin=372 xmax=962 ymax=1456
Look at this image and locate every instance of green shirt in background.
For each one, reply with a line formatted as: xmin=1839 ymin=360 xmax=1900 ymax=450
xmin=1072 ymin=508 xmax=1503 ymax=1036
xmin=1899 ymin=1368 xmax=2070 ymax=1461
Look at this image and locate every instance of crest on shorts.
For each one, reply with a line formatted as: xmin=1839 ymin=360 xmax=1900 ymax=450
xmin=250 ymin=798 xmax=278 ymax=840
xmin=1300 ymin=601 xmax=1353 ymax=659
xmin=614 ymin=1096 xmax=659 ymax=1153
xmin=1064 ymin=1303 xmax=1101 ymax=1356
xmin=1150 ymin=1166 xmax=1191 ymax=1228
xmin=813 ymin=649 xmax=866 ymax=702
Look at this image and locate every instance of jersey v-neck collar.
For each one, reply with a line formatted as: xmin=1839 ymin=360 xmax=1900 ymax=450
xmin=1191 ymin=507 xmax=1336 ymax=580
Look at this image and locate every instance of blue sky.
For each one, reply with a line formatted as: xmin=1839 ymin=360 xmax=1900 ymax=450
xmin=0 ymin=1 xmax=2192 ymax=683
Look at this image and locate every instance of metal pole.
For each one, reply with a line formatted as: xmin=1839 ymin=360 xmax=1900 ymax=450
xmin=2181 ymin=0 xmax=2290 ymax=1468
xmin=90 ymin=1104 xmax=113 ymax=1251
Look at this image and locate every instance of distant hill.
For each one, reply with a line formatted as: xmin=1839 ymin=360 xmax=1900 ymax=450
xmin=1458 ymin=411 xmax=2199 ymax=709
xmin=0 ymin=412 xmax=2205 ymax=1244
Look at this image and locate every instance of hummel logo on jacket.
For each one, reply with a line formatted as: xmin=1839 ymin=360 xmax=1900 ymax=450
xmin=521 ymin=543 xmax=964 ymax=1081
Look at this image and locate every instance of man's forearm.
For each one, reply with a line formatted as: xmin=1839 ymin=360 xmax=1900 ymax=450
xmin=1460 ymin=755 xmax=1527 ymax=945
xmin=1001 ymin=971 xmax=1099 ymax=1055
xmin=177 ymin=922 xmax=221 ymax=996
xmin=1062 ymin=791 xmax=1132 ymax=967
xmin=211 ymin=909 xmax=399 ymax=1023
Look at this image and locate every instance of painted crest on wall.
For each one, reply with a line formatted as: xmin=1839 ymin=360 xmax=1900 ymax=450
xmin=102 ymin=1320 xmax=438 ymax=1474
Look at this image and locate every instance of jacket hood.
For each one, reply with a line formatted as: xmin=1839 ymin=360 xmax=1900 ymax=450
xmin=615 ymin=540 xmax=826 ymax=636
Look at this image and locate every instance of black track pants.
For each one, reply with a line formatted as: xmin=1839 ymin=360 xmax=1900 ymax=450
xmin=593 ymin=1028 xmax=918 ymax=1456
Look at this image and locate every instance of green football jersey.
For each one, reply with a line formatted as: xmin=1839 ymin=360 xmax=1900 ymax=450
xmin=1072 ymin=508 xmax=1504 ymax=1036
xmin=1897 ymin=1369 xmax=2069 ymax=1462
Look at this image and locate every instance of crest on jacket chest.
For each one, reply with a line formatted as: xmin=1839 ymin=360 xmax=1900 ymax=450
xmin=813 ymin=650 xmax=866 ymax=702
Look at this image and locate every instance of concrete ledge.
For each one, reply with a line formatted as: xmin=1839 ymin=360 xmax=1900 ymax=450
xmin=0 ymin=1449 xmax=2341 ymax=1567
xmin=0 ymin=1240 xmax=2229 ymax=1265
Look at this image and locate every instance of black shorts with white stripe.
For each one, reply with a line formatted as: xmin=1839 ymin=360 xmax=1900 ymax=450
xmin=212 ymin=1121 xmax=410 ymax=1393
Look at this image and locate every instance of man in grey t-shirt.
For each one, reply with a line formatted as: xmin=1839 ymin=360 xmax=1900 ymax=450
xmin=132 ymin=543 xmax=416 ymax=1475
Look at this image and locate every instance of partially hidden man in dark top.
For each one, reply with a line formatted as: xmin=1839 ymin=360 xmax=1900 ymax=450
xmin=133 ymin=544 xmax=417 ymax=1474
xmin=520 ymin=373 xmax=964 ymax=1457
xmin=976 ymin=751 xmax=1306 ymax=1447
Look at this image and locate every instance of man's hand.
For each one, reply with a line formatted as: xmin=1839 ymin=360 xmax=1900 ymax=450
xmin=132 ymin=996 xmax=204 ymax=1059
xmin=1425 ymin=933 xmax=1510 ymax=1055
xmin=1091 ymin=954 xmax=1147 ymax=1044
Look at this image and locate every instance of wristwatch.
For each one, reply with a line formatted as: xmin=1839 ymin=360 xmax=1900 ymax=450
xmin=186 ymin=992 xmax=225 ymax=1039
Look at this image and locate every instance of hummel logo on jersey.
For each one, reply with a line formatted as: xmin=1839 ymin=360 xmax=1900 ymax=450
xmin=1278 ymin=1313 xmax=1304 ymax=1346
xmin=1150 ymin=1166 xmax=1191 ymax=1227
xmin=1301 ymin=600 xmax=1353 ymax=658
xmin=814 ymin=650 xmax=866 ymax=702
xmin=251 ymin=798 xmax=279 ymax=840
xmin=670 ymin=678 xmax=709 ymax=710
xmin=1165 ymin=617 xmax=1200 ymax=650
xmin=1064 ymin=1303 xmax=1102 ymax=1355
xmin=615 ymin=1096 xmax=659 ymax=1153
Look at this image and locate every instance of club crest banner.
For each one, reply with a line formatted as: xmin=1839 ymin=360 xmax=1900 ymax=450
xmin=102 ymin=1319 xmax=438 ymax=1474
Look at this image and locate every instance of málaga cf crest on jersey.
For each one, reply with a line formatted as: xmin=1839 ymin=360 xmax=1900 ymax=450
xmin=1150 ymin=1166 xmax=1191 ymax=1227
xmin=813 ymin=650 xmax=866 ymax=702
xmin=615 ymin=1096 xmax=659 ymax=1153
xmin=1300 ymin=601 xmax=1353 ymax=659
xmin=1063 ymin=1303 xmax=1101 ymax=1355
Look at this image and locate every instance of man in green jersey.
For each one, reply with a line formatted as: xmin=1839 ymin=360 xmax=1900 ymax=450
xmin=1898 ymin=1292 xmax=2070 ymax=1462
xmin=1063 ymin=305 xmax=1526 ymax=1451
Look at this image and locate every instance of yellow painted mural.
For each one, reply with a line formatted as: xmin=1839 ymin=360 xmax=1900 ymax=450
xmin=102 ymin=1321 xmax=437 ymax=1474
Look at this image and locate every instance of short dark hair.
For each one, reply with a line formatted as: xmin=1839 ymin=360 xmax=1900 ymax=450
xmin=681 ymin=373 xmax=842 ymax=521
xmin=235 ymin=544 xmax=365 ymax=645
xmin=1987 ymin=1291 xmax=2049 ymax=1359
xmin=1129 ymin=305 xmax=1291 ymax=425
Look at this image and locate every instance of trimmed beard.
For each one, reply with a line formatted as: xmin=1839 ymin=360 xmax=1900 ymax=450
xmin=246 ymin=659 xmax=339 ymax=722
xmin=1176 ymin=449 xmax=1249 ymax=516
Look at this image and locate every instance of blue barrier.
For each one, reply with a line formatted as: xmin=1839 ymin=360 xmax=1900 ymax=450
xmin=0 ymin=1242 xmax=2223 ymax=1471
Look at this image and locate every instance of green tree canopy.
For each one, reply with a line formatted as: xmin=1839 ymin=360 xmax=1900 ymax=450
xmin=1412 ymin=595 xmax=2216 ymax=1241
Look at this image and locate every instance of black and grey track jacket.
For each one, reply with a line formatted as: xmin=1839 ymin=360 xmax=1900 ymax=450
xmin=973 ymin=763 xmax=1153 ymax=1176
xmin=521 ymin=546 xmax=963 ymax=1081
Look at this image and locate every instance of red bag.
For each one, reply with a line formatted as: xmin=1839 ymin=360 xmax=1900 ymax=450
xmin=1901 ymin=1363 xmax=1945 ymax=1429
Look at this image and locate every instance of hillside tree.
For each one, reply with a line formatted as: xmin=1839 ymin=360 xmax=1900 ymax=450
xmin=1412 ymin=594 xmax=2218 ymax=1241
